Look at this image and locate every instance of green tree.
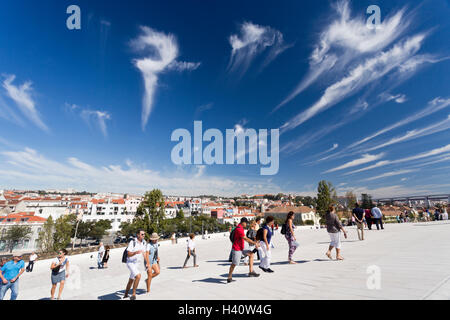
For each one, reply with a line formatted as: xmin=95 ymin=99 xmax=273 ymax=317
xmin=139 ymin=189 xmax=166 ymax=233
xmin=176 ymin=209 xmax=185 ymax=220
xmin=89 ymin=220 xmax=112 ymax=240
xmin=345 ymin=191 xmax=357 ymax=209
xmin=53 ymin=214 xmax=76 ymax=251
xmin=76 ymin=221 xmax=94 ymax=246
xmin=38 ymin=216 xmax=55 ymax=253
xmin=119 ymin=221 xmax=141 ymax=237
xmin=275 ymin=193 xmax=285 ymax=200
xmin=4 ymin=225 xmax=32 ymax=253
xmin=316 ymin=180 xmax=337 ymax=218
xmin=361 ymin=194 xmax=374 ymax=209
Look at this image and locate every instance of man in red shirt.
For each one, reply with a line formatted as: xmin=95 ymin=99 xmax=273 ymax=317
xmin=227 ymin=218 xmax=260 ymax=283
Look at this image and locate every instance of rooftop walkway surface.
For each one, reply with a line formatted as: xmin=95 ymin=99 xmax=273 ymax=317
xmin=11 ymin=221 xmax=450 ymax=300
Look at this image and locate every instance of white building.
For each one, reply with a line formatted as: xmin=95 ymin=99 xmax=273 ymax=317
xmin=82 ymin=198 xmax=137 ymax=233
xmin=0 ymin=212 xmax=46 ymax=252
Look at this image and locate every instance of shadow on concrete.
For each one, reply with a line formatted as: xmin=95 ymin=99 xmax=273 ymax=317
xmin=98 ymin=289 xmax=147 ymax=300
xmin=167 ymin=266 xmax=184 ymax=270
xmin=205 ymin=260 xmax=230 ymax=263
xmin=219 ymin=273 xmax=250 ymax=278
xmin=316 ymin=240 xmax=361 ymax=244
xmin=313 ymin=258 xmax=331 ymax=262
xmin=192 ymin=277 xmax=225 ymax=284
xmin=271 ymin=260 xmax=309 ymax=265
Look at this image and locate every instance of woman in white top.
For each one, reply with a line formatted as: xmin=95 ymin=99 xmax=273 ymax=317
xmin=183 ymin=233 xmax=199 ymax=268
xmin=50 ymin=249 xmax=70 ymax=300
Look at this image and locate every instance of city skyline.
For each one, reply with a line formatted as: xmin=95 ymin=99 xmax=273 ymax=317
xmin=1 ymin=0 xmax=450 ymax=198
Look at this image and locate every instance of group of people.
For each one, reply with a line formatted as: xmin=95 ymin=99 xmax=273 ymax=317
xmin=431 ymin=208 xmax=448 ymax=221
xmin=0 ymin=248 xmax=70 ymax=300
xmin=351 ymin=204 xmax=385 ymax=241
xmin=123 ymin=231 xmax=160 ymax=300
xmin=0 ymin=204 xmax=382 ymax=300
xmin=97 ymin=243 xmax=110 ymax=269
xmin=226 ymin=212 xmax=302 ymax=283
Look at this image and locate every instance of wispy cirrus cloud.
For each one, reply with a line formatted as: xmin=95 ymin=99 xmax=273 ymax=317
xmin=131 ymin=26 xmax=200 ymax=130
xmin=363 ymin=169 xmax=418 ymax=181
xmin=345 ymin=144 xmax=450 ymax=175
xmin=167 ymin=61 xmax=201 ymax=72
xmin=349 ymin=97 xmax=450 ymax=149
xmin=274 ymin=0 xmax=411 ymax=111
xmin=323 ymin=143 xmax=339 ymax=154
xmin=281 ymin=34 xmax=428 ymax=132
xmin=81 ymin=110 xmax=111 ymax=138
xmin=227 ymin=21 xmax=290 ymax=77
xmin=379 ymin=92 xmax=407 ymax=104
xmin=2 ymin=75 xmax=48 ymax=132
xmin=323 ymin=153 xmax=385 ymax=174
xmin=366 ymin=114 xmax=450 ymax=152
xmin=65 ymin=103 xmax=112 ymax=138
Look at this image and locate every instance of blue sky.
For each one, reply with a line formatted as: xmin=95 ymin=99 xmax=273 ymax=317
xmin=0 ymin=0 xmax=449 ymax=197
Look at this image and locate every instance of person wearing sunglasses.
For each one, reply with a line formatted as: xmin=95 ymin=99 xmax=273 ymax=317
xmin=50 ymin=249 xmax=70 ymax=300
xmin=124 ymin=230 xmax=148 ymax=300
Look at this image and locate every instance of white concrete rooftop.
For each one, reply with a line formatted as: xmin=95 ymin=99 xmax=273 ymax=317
xmin=10 ymin=221 xmax=450 ymax=300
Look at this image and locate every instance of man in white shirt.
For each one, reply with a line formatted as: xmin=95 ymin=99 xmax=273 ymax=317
xmin=124 ymin=230 xmax=147 ymax=300
xmin=97 ymin=243 xmax=105 ymax=269
xmin=26 ymin=252 xmax=37 ymax=273
xmin=371 ymin=206 xmax=384 ymax=230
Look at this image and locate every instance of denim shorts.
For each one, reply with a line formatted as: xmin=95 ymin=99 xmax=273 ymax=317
xmin=51 ymin=270 xmax=66 ymax=284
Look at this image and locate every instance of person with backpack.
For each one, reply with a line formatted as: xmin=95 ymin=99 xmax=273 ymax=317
xmin=145 ymin=233 xmax=160 ymax=294
xmin=282 ymin=211 xmax=298 ymax=264
xmin=123 ymin=230 xmax=148 ymax=300
xmin=50 ymin=249 xmax=70 ymax=300
xmin=227 ymin=217 xmax=260 ymax=283
xmin=257 ymin=216 xmax=274 ymax=273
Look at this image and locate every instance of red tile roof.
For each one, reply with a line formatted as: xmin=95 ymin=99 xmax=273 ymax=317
xmin=0 ymin=212 xmax=46 ymax=223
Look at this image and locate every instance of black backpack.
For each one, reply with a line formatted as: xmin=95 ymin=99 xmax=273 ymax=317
xmin=122 ymin=239 xmax=146 ymax=263
xmin=280 ymin=223 xmax=287 ymax=235
xmin=229 ymin=227 xmax=237 ymax=242
xmin=256 ymin=226 xmax=265 ymax=241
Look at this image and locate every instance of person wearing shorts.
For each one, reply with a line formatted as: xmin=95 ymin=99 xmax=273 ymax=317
xmin=325 ymin=206 xmax=347 ymax=261
xmin=144 ymin=233 xmax=161 ymax=294
xmin=124 ymin=230 xmax=147 ymax=300
xmin=50 ymin=249 xmax=69 ymax=300
xmin=227 ymin=217 xmax=260 ymax=283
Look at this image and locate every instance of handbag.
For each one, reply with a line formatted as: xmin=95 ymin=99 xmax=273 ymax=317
xmin=52 ymin=258 xmax=67 ymax=275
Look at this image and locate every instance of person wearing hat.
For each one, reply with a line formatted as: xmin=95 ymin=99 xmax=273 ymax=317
xmin=0 ymin=252 xmax=25 ymax=300
xmin=144 ymin=232 xmax=160 ymax=294
xmin=227 ymin=217 xmax=260 ymax=283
